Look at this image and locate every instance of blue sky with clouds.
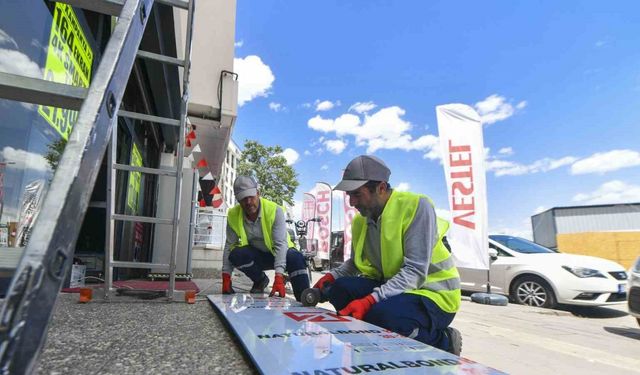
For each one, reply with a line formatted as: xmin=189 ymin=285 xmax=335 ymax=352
xmin=231 ymin=1 xmax=640 ymax=238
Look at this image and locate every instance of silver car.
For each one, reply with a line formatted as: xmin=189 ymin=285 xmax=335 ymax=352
xmin=628 ymin=256 xmax=640 ymax=327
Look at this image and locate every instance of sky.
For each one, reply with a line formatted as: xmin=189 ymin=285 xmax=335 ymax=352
xmin=231 ymin=1 xmax=640 ymax=239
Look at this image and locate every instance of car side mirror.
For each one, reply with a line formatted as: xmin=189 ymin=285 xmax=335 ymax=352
xmin=488 ymin=248 xmax=498 ymax=261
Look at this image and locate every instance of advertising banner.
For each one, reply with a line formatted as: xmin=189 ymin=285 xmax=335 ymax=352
xmin=342 ymin=191 xmax=358 ymax=262
xmin=38 ymin=3 xmax=94 ymax=140
xmin=436 ymin=104 xmax=489 ymax=270
xmin=314 ymin=182 xmax=332 ymax=261
xmin=302 ymin=192 xmax=316 ymax=240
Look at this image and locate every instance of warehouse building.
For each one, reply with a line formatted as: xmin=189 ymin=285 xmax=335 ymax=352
xmin=532 ymin=203 xmax=640 ymax=268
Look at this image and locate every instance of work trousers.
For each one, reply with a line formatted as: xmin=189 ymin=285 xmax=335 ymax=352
xmin=328 ymin=276 xmax=455 ymax=351
xmin=228 ymin=246 xmax=310 ymax=300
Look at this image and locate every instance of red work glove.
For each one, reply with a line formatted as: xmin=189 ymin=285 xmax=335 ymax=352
xmin=313 ymin=273 xmax=335 ymax=290
xmin=222 ymin=272 xmax=234 ymax=294
xmin=269 ymin=273 xmax=286 ymax=298
xmin=339 ymin=294 xmax=376 ymax=320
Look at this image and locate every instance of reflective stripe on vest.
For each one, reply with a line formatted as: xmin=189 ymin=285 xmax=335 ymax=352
xmin=351 ymin=190 xmax=461 ymax=313
xmin=227 ymin=197 xmax=295 ymax=255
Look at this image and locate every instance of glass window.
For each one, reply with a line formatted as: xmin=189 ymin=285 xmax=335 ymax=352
xmin=489 ymin=235 xmax=556 ymax=254
xmin=1 ymin=1 xmax=98 ymax=247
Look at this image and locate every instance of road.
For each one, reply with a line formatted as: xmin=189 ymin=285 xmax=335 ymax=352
xmin=36 ymin=271 xmax=639 ymax=374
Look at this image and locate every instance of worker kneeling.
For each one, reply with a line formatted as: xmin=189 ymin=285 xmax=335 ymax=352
xmin=314 ymin=155 xmax=463 ymax=355
xmin=221 ymin=176 xmax=310 ymax=301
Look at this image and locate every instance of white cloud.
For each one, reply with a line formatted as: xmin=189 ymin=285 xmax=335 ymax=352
xmin=491 ymin=226 xmax=533 ymax=240
xmin=279 ymin=148 xmax=299 ymax=165
xmin=269 ymin=102 xmax=284 ymax=112
xmin=315 ymin=100 xmax=338 ymax=112
xmin=533 ymin=206 xmax=547 ymax=214
xmin=320 ymin=164 xmax=329 ymax=171
xmin=308 ymin=106 xmax=440 ymax=156
xmin=486 ymin=156 xmax=577 ymax=177
xmin=570 ymin=149 xmax=640 ymax=175
xmin=302 ymin=102 xmax=312 ymax=109
xmin=395 ymin=182 xmax=411 ymax=192
xmin=1 ymin=146 xmax=51 ymax=173
xmin=324 ymin=139 xmax=347 ymax=154
xmin=595 ymin=40 xmax=606 ymax=48
xmin=572 ymin=180 xmax=640 ymax=205
xmin=234 ymin=55 xmax=275 ymax=106
xmin=0 ymin=48 xmax=42 ymax=78
xmin=0 ymin=29 xmax=18 ymax=49
xmin=349 ymin=101 xmax=377 ymax=114
xmin=304 ymin=150 xmax=312 ymax=156
xmin=474 ymin=94 xmax=526 ymax=125
xmin=234 ymin=40 xmax=244 ymax=48
xmin=498 ymin=147 xmax=513 ymax=156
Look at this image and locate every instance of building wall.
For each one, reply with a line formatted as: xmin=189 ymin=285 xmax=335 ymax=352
xmin=557 ymin=231 xmax=640 ymax=269
xmin=220 ymin=140 xmax=242 ymax=210
xmin=555 ymin=206 xmax=640 ymax=233
xmin=532 ymin=210 xmax=557 ymax=248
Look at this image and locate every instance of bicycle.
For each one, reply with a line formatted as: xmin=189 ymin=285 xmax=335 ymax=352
xmin=286 ymin=217 xmax=321 ymax=281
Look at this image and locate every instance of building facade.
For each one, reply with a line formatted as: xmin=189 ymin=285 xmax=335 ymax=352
xmin=0 ymin=0 xmax=238 ymax=282
xmin=532 ymin=203 xmax=640 ymax=268
xmin=219 ymin=139 xmax=242 ymax=210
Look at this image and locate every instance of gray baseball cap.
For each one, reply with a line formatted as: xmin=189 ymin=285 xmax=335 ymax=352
xmin=334 ymin=155 xmax=391 ymax=191
xmin=234 ymin=176 xmax=258 ymax=201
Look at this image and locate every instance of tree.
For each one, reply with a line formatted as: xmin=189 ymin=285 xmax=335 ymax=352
xmin=237 ymin=140 xmax=299 ymax=206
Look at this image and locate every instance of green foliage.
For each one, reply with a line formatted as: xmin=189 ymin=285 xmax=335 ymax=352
xmin=237 ymin=140 xmax=299 ymax=206
xmin=44 ymin=138 xmax=67 ymax=171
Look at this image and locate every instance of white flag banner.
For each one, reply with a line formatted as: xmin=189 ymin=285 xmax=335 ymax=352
xmin=342 ymin=191 xmax=358 ymax=262
xmin=314 ymin=182 xmax=332 ymax=261
xmin=436 ymin=104 xmax=489 ymax=270
xmin=302 ymin=192 xmax=317 ymax=240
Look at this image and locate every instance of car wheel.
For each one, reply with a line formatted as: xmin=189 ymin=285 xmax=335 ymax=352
xmin=511 ymin=276 xmax=557 ymax=308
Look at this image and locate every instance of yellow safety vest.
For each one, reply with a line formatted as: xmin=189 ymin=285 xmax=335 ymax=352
xmin=351 ymin=190 xmax=461 ymax=313
xmin=227 ymin=197 xmax=295 ymax=255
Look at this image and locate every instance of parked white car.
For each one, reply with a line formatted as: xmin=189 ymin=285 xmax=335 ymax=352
xmin=628 ymin=256 xmax=640 ymax=326
xmin=458 ymin=235 xmax=628 ymax=308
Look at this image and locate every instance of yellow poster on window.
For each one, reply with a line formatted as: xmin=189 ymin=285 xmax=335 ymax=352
xmin=127 ymin=143 xmax=143 ymax=212
xmin=38 ymin=3 xmax=94 ymax=140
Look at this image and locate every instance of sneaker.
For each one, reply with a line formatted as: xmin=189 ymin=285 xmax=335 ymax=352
xmin=445 ymin=327 xmax=462 ymax=356
xmin=250 ymin=274 xmax=269 ymax=293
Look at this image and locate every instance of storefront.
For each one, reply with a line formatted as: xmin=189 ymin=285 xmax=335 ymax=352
xmin=0 ymin=1 xmax=183 ymax=281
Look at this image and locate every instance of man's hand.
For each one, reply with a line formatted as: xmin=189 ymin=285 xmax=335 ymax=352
xmin=269 ymin=273 xmax=286 ymax=298
xmin=312 ymin=273 xmax=335 ymax=290
xmin=338 ymin=294 xmax=376 ymax=320
xmin=222 ymin=272 xmax=235 ymax=294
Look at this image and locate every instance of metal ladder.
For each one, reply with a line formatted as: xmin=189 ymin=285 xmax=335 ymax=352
xmin=0 ymin=0 xmax=195 ymax=373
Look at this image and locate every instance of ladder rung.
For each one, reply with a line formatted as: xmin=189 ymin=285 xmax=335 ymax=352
xmin=157 ymin=0 xmax=189 ymax=10
xmin=0 ymin=72 xmax=87 ymax=110
xmin=113 ymin=163 xmax=177 ymax=176
xmin=111 ymin=261 xmax=170 ymax=270
xmin=118 ymin=110 xmax=181 ymax=127
xmin=55 ymin=0 xmax=124 ymax=16
xmin=112 ymin=214 xmax=174 ymax=225
xmin=137 ymin=50 xmax=185 ymax=67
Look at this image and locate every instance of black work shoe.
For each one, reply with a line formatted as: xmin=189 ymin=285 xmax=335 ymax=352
xmin=445 ymin=327 xmax=462 ymax=356
xmin=250 ymin=274 xmax=269 ymax=293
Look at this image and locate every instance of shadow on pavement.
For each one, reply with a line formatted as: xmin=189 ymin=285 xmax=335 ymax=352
xmin=603 ymin=326 xmax=640 ymax=340
xmin=559 ymin=305 xmax=629 ymax=319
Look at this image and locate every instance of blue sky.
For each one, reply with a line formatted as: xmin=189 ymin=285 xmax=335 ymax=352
xmin=231 ymin=1 xmax=640 ymax=238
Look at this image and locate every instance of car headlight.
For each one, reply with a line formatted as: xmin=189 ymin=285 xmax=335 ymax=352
xmin=562 ymin=266 xmax=606 ymax=278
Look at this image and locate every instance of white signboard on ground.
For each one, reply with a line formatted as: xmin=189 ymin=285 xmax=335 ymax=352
xmin=208 ymin=295 xmax=506 ymax=375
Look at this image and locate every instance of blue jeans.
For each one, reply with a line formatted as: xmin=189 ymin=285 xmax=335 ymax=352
xmin=228 ymin=246 xmax=310 ymax=300
xmin=327 ymin=276 xmax=455 ymax=351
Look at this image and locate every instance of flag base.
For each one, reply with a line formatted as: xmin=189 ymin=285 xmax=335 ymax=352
xmin=470 ymin=292 xmax=509 ymax=306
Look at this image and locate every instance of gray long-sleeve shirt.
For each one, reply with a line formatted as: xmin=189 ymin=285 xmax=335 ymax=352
xmin=222 ymin=204 xmax=288 ymax=274
xmin=330 ymin=197 xmax=437 ymax=302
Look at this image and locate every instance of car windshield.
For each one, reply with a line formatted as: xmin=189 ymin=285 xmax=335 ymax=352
xmin=490 ymin=235 xmax=557 ymax=254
